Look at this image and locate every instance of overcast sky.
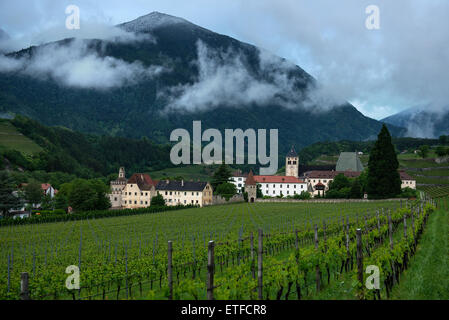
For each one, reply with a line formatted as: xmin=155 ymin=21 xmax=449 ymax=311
xmin=0 ymin=0 xmax=448 ymax=120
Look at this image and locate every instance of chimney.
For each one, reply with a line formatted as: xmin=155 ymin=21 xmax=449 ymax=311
xmin=181 ymin=180 xmax=184 ymax=187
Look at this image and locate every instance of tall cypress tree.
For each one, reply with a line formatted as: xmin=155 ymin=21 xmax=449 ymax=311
xmin=367 ymin=125 xmax=402 ymax=199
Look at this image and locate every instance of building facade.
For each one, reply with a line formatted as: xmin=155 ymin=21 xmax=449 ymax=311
xmin=109 ymin=168 xmax=213 ymax=208
xmin=156 ymin=180 xmax=213 ymax=207
xmin=254 ymin=175 xmax=307 ymax=197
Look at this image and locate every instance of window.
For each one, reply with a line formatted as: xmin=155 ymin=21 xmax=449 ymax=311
xmin=191 ymin=200 xmax=194 ymax=204
xmin=197 ymin=192 xmax=199 ymax=196
xmin=134 ymin=192 xmax=137 ymax=196
xmin=134 ymin=201 xmax=137 ymax=204
xmin=196 ymin=200 xmax=199 ymax=204
xmin=288 ymin=161 xmax=291 ymax=165
xmin=287 ymin=191 xmax=290 ymax=194
xmin=184 ymin=192 xmax=187 ymax=196
xmin=114 ymin=197 xmax=117 ymax=201
xmin=145 ymin=201 xmax=148 ymax=205
xmin=238 ymin=184 xmax=242 ymax=187
xmin=184 ymin=200 xmax=186 ymax=204
xmin=170 ymin=192 xmax=172 ymax=195
xmin=124 ymin=201 xmax=127 ymax=204
xmin=273 ymin=190 xmax=275 ymax=194
xmin=140 ymin=201 xmax=143 ymax=204
xmin=238 ymin=178 xmax=242 ymax=181
xmin=293 ymin=161 xmax=296 ymax=165
xmin=141 ymin=192 xmax=143 ymax=196
xmin=287 ymin=185 xmax=289 ymax=188
xmin=165 ymin=191 xmax=168 ymax=195
xmin=145 ymin=193 xmax=148 ymax=196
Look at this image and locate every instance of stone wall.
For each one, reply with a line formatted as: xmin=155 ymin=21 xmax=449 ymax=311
xmin=211 ymin=194 xmax=245 ymax=205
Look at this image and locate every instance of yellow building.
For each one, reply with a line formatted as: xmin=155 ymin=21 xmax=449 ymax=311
xmin=109 ymin=168 xmax=213 ymax=208
xmin=122 ymin=173 xmax=156 ymax=209
xmin=156 ymin=180 xmax=213 ymax=207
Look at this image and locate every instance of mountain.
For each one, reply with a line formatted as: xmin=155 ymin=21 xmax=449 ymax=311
xmin=0 ymin=12 xmax=405 ymax=154
xmin=382 ymin=107 xmax=449 ymax=138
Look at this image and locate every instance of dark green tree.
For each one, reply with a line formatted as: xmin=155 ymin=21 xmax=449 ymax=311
xmin=24 ymin=181 xmax=43 ymax=208
xmin=439 ymin=135 xmax=448 ymax=145
xmin=0 ymin=171 xmax=23 ymax=216
xmin=54 ymin=194 xmax=69 ymax=211
xmin=216 ymin=183 xmax=237 ymax=201
xmin=256 ymin=184 xmax=263 ymax=198
xmin=151 ymin=192 xmax=166 ymax=206
xmin=328 ymin=174 xmax=351 ymax=191
xmin=211 ymin=164 xmax=232 ymax=190
xmin=40 ymin=194 xmax=55 ymax=210
xmin=367 ymin=125 xmax=402 ymax=199
xmin=350 ymin=179 xmax=363 ymax=199
xmin=68 ymin=179 xmax=98 ymax=211
xmin=418 ymin=145 xmax=430 ymax=158
xmin=436 ymin=146 xmax=447 ymax=157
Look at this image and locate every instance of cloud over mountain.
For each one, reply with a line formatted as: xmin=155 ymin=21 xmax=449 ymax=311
xmin=160 ymin=40 xmax=345 ymax=113
xmin=0 ymin=37 xmax=165 ymax=89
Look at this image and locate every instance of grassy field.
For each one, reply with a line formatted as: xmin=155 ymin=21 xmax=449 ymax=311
xmin=391 ymin=199 xmax=449 ymax=299
xmin=0 ymin=120 xmax=42 ymax=155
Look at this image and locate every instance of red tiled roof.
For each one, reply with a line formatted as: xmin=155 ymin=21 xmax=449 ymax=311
xmin=127 ymin=173 xmax=156 ymax=191
xmin=254 ymin=175 xmax=305 ymax=183
xmin=41 ymin=183 xmax=52 ymax=191
xmin=399 ymin=171 xmax=414 ymax=181
xmin=245 ymin=170 xmax=257 ymax=186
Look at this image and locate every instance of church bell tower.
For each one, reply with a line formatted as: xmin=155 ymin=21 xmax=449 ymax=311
xmin=286 ymin=146 xmax=299 ymax=178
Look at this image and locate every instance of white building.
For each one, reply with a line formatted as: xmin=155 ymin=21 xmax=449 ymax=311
xmin=254 ymin=175 xmax=308 ymax=197
xmin=230 ymin=171 xmax=248 ymax=193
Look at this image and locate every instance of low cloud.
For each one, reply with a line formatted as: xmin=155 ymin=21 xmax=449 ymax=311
xmin=0 ymin=38 xmax=164 ymax=89
xmin=160 ymin=40 xmax=345 ymax=113
xmin=0 ymin=21 xmax=153 ymax=53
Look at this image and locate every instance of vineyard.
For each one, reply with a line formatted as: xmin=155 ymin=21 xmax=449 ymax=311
xmin=0 ymin=199 xmax=442 ymax=300
xmin=419 ymin=186 xmax=449 ymax=199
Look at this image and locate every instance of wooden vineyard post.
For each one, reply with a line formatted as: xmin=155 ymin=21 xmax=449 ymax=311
xmin=411 ymin=209 xmax=416 ymax=248
xmin=258 ymin=229 xmax=263 ymax=300
xmin=356 ymin=229 xmax=363 ymax=299
xmin=323 ymin=221 xmax=327 ymax=251
xmin=20 ymin=272 xmax=30 ymax=300
xmin=251 ymin=232 xmax=255 ymax=279
xmin=376 ymin=211 xmax=381 ymax=239
xmin=345 ymin=216 xmax=350 ymax=270
xmin=388 ymin=212 xmax=393 ymax=250
xmin=207 ymin=241 xmax=215 ymax=300
xmin=388 ymin=212 xmax=396 ymax=285
xmin=168 ymin=241 xmax=173 ymax=300
xmin=314 ymin=224 xmax=320 ymax=292
xmin=403 ymin=213 xmax=408 ymax=240
xmin=295 ymin=229 xmax=299 ymax=251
